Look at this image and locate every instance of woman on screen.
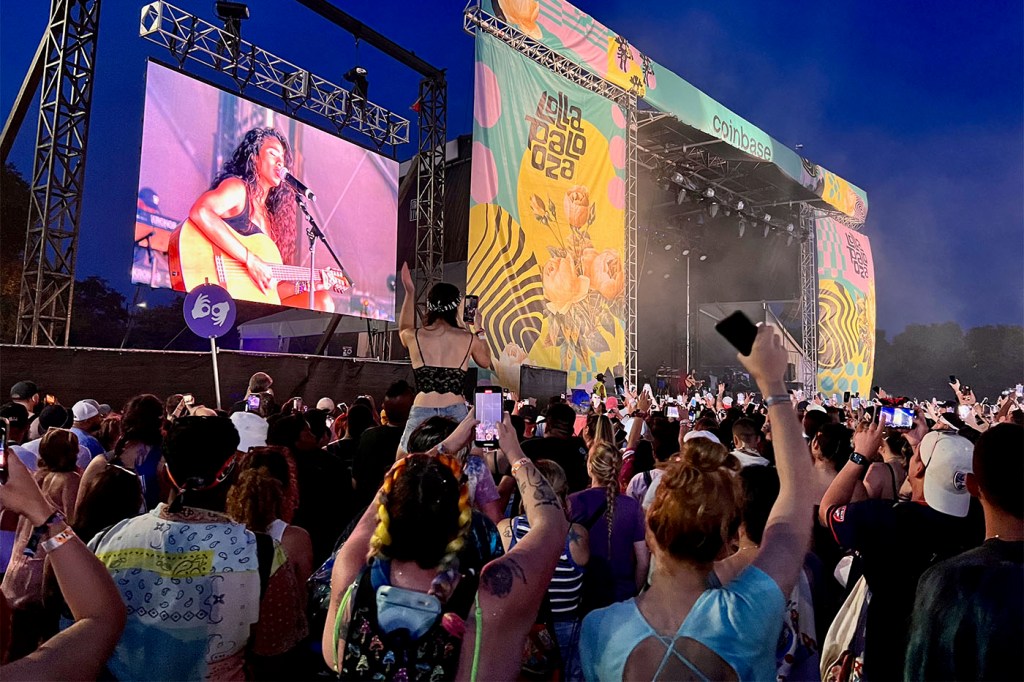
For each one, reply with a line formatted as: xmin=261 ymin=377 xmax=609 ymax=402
xmin=397 ymin=263 xmax=491 ymax=453
xmin=174 ymin=126 xmax=341 ymax=311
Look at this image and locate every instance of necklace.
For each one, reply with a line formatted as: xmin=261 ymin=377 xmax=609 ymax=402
xmin=736 ymin=545 xmax=759 ymax=553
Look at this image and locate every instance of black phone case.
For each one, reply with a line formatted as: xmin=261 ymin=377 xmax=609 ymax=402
xmin=715 ymin=311 xmax=758 ymax=356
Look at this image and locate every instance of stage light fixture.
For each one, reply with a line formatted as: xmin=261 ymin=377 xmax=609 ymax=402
xmin=214 ymin=1 xmax=249 ymax=58
xmin=664 ymin=244 xmax=673 ymax=251
xmin=676 ymin=188 xmax=690 ymax=204
xmin=703 ymin=188 xmax=715 ymax=198
xmin=735 ymin=200 xmax=745 ymax=211
xmin=708 ymin=202 xmax=719 ymax=218
xmin=763 ymin=213 xmax=771 ymax=222
xmin=344 ymin=66 xmax=370 ymax=104
xmin=787 ymin=234 xmax=794 ymax=246
xmin=763 ymin=223 xmax=770 ymax=238
xmin=738 ymin=217 xmax=747 ymax=238
xmin=786 ymin=223 xmax=795 ymax=233
xmin=681 ymin=248 xmax=691 ymax=256
xmin=670 ymin=172 xmax=686 ymax=186
xmin=723 ymin=207 xmax=732 ymax=217
xmin=699 ymin=254 xmax=708 ymax=262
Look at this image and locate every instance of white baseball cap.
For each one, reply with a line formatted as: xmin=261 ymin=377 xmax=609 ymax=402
xmin=230 ymin=411 xmax=268 ymax=452
xmin=920 ymin=431 xmax=974 ymax=518
xmin=71 ymin=400 xmax=100 ymax=422
xmin=722 ymin=396 xmax=734 ymax=406
xmin=683 ymin=430 xmax=722 ymax=445
xmin=316 ymin=397 xmax=336 ymax=412
xmin=806 ymin=403 xmax=827 ymax=414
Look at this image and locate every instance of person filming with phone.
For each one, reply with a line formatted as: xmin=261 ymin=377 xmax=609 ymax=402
xmin=397 ymin=263 xmax=491 ymax=453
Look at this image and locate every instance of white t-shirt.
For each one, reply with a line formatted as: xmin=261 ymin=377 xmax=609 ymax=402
xmin=730 ymin=449 xmax=771 ymax=468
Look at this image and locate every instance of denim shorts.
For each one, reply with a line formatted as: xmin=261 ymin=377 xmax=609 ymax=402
xmin=399 ymin=403 xmax=469 ymax=453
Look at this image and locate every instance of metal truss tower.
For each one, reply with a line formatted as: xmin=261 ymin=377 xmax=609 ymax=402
xmin=799 ymin=206 xmax=819 ymax=394
xmin=15 ymin=0 xmax=102 ymax=346
xmin=414 ymin=76 xmax=447 ymax=312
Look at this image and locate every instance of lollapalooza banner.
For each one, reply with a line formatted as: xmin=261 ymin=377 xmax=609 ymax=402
xmin=816 ymin=215 xmax=876 ymax=395
xmin=482 ymin=0 xmax=868 ymax=223
xmin=469 ymin=31 xmax=626 ymax=393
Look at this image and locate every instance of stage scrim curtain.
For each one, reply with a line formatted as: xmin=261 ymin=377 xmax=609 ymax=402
xmin=469 ymin=32 xmax=626 ymax=393
xmin=816 ymin=214 xmax=876 ymax=395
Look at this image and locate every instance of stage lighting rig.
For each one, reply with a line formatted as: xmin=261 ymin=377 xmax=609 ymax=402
xmin=344 ymin=66 xmax=370 ymax=103
xmin=214 ymin=1 xmax=249 ymax=58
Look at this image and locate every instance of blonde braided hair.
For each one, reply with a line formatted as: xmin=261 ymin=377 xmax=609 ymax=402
xmin=368 ymin=452 xmax=473 ymax=600
xmin=588 ymin=443 xmax=622 ymax=556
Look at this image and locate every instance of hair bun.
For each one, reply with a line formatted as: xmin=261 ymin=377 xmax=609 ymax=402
xmin=677 ymin=438 xmax=733 ymax=473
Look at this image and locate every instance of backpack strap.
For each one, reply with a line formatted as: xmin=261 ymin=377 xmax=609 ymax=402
xmin=581 ymin=500 xmax=608 ymax=530
xmin=643 ymin=469 xmax=653 ymax=487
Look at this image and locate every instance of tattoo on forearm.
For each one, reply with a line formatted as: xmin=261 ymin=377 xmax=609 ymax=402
xmin=523 ymin=466 xmax=563 ymax=510
xmin=480 ymin=557 xmax=526 ymax=598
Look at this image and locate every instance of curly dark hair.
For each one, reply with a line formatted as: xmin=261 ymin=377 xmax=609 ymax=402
xmin=213 ymin=127 xmax=297 ymax=263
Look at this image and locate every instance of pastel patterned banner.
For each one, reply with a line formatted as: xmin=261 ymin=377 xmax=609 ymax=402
xmin=469 ymin=31 xmax=626 ymax=393
xmin=816 ymin=213 xmax=876 ymax=395
xmin=482 ymin=0 xmax=867 ymax=223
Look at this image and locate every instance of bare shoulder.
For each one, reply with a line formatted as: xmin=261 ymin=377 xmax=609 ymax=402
xmin=479 ymin=554 xmax=529 ymax=600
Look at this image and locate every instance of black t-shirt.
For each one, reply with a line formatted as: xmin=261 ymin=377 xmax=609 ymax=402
xmin=290 ymin=446 xmax=353 ymax=566
xmin=905 ymin=538 xmax=1023 ymax=681
xmin=352 ymin=425 xmax=403 ymax=507
xmin=825 ymin=499 xmax=985 ymax=681
xmin=520 ymin=435 xmax=590 ymax=493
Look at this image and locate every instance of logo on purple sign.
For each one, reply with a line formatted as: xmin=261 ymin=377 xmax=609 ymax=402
xmin=184 ymin=283 xmax=236 ymax=338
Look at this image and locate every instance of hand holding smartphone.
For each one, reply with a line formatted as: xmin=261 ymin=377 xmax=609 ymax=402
xmin=0 ymin=417 xmax=9 ymax=484
xmin=715 ymin=311 xmax=758 ymax=356
xmin=463 ymin=295 xmax=479 ymax=326
xmin=474 ymin=387 xmax=503 ymax=448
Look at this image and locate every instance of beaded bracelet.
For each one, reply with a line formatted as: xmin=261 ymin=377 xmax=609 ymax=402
xmin=510 ymin=457 xmax=531 ymax=476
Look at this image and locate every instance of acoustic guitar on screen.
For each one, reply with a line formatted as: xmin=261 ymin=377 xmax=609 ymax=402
xmin=168 ymin=219 xmax=349 ymax=305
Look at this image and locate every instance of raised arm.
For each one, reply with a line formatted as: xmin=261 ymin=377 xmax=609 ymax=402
xmin=398 ymin=261 xmax=417 ymax=338
xmin=458 ymin=413 xmax=568 ymax=681
xmin=742 ymin=326 xmax=815 ymax=598
xmin=1 ymin=452 xmax=126 ymax=681
xmin=818 ymin=417 xmax=885 ymax=525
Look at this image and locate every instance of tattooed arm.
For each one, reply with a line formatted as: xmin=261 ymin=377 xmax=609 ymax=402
xmin=458 ymin=413 xmax=569 ymax=681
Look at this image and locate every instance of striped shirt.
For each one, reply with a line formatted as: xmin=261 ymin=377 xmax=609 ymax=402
xmin=510 ymin=515 xmax=584 ymax=619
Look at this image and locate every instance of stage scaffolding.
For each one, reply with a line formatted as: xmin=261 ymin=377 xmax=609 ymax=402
xmin=463 ymin=4 xmax=641 ymax=389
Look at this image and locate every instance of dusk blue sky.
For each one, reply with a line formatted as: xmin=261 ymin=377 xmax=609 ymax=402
xmin=2 ymin=1 xmax=1022 ymax=336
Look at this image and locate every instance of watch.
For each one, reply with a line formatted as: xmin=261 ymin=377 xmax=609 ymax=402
xmin=849 ymin=452 xmax=870 ymax=466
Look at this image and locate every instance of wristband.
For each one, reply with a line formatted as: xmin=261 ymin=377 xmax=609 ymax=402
xmin=510 ymin=457 xmax=531 ymax=476
xmin=24 ymin=511 xmax=66 ymax=557
xmin=40 ymin=527 xmax=75 ymax=553
xmin=764 ymin=394 xmax=791 ymax=408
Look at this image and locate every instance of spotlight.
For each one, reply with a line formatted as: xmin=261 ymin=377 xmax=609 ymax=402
xmin=344 ymin=66 xmax=370 ymax=103
xmin=708 ymin=202 xmax=719 ymax=218
xmin=735 ymin=200 xmax=745 ymax=211
xmin=699 ymin=254 xmax=708 ymax=262
xmin=664 ymin=244 xmax=673 ymax=251
xmin=703 ymin=188 xmax=715 ymax=198
xmin=215 ymin=1 xmax=249 ymax=58
xmin=786 ymin=223 xmax=795 ymax=233
xmin=215 ymin=1 xmax=250 ymax=20
xmin=763 ymin=223 xmax=770 ymax=238
xmin=676 ymin=188 xmax=690 ymax=204
xmin=763 ymin=213 xmax=771 ymax=223
xmin=738 ymin=217 xmax=747 ymax=238
xmin=681 ymin=248 xmax=691 ymax=256
xmin=787 ymin=234 xmax=794 ymax=246
xmin=670 ymin=172 xmax=686 ymax=186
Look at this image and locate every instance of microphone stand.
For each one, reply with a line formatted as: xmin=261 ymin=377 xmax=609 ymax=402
xmin=295 ymin=194 xmax=354 ymax=310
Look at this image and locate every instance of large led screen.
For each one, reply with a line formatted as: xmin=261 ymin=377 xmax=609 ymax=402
xmin=133 ymin=61 xmax=398 ymax=320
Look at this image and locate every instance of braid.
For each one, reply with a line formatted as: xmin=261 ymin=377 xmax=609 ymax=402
xmin=368 ymin=456 xmax=409 ymax=562
xmin=430 ymin=476 xmax=472 ymax=601
xmin=588 ymin=443 xmax=622 ymax=556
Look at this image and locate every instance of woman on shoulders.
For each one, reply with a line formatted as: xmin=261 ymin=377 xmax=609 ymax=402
xmin=397 ymin=262 xmax=491 ymax=453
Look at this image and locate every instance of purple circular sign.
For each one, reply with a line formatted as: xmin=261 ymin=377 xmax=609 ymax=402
xmin=183 ymin=283 xmax=236 ymax=338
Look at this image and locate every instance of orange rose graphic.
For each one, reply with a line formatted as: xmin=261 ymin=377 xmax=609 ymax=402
xmin=582 ymin=248 xmax=624 ymax=301
xmin=497 ymin=0 xmax=542 ymax=39
xmin=493 ymin=342 xmax=531 ymax=393
xmin=563 ymin=185 xmax=591 ymax=229
xmin=542 ymin=257 xmax=590 ymax=314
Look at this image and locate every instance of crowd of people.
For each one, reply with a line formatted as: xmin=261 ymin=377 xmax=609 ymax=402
xmin=1 ymin=297 xmax=1022 ymax=680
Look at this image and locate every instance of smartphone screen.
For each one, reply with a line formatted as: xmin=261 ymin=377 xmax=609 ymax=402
xmin=666 ymin=405 xmax=680 ymax=419
xmin=714 ymin=310 xmax=758 ymax=356
xmin=850 ymin=397 xmax=861 ymax=410
xmin=0 ymin=418 xmax=9 ymax=484
xmin=246 ymin=394 xmax=262 ymax=413
xmin=880 ymin=406 xmax=913 ymax=428
xmin=474 ymin=387 xmax=503 ymax=447
xmin=463 ymin=295 xmax=479 ymax=325
xmin=183 ymin=393 xmax=195 ymax=405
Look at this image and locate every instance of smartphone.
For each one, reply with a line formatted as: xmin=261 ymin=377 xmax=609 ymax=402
xmin=463 ymin=294 xmax=479 ymax=325
xmin=961 ymin=385 xmax=972 ymax=396
xmin=872 ymin=386 xmax=880 ymax=394
xmin=0 ymin=417 xmax=8 ymax=484
xmin=474 ymin=387 xmax=503 ymax=448
xmin=666 ymin=405 xmax=680 ymax=419
xmin=292 ymin=397 xmax=305 ymax=413
xmin=44 ymin=394 xmax=56 ymax=406
xmin=183 ymin=393 xmax=195 ymax=406
xmin=843 ymin=391 xmax=851 ymax=403
xmin=714 ymin=310 xmax=758 ymax=356
xmin=851 ymin=397 xmax=861 ymax=410
xmin=246 ymin=394 xmax=262 ymax=413
xmin=949 ymin=375 xmax=957 ymax=384
xmin=1017 ymin=384 xmax=1024 ymax=397
xmin=880 ymin=406 xmax=913 ymax=429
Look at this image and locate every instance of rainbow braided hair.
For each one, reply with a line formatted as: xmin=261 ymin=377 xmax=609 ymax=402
xmin=368 ymin=453 xmax=473 ymax=601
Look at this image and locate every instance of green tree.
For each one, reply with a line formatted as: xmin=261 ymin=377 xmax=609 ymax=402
xmin=1 ymin=163 xmax=32 ymax=342
xmin=67 ymin=276 xmax=129 ymax=348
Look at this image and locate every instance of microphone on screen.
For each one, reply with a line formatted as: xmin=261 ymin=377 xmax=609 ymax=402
xmin=277 ymin=167 xmax=316 ymax=202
